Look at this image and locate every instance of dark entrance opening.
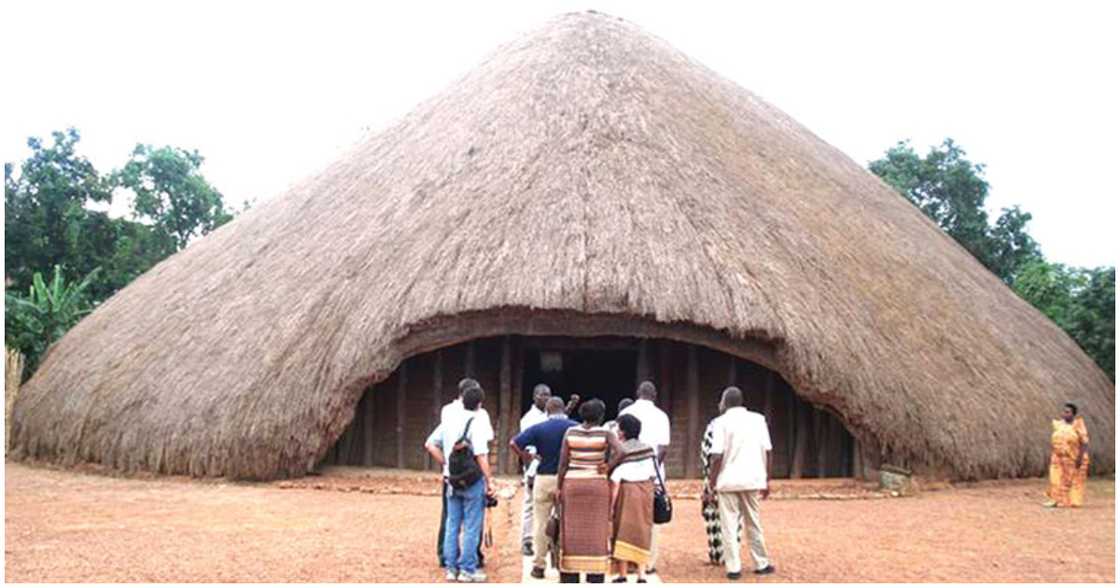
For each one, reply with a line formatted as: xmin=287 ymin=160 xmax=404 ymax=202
xmin=520 ymin=339 xmax=638 ymax=422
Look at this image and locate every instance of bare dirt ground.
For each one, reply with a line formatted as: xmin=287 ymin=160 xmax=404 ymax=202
xmin=4 ymin=461 xmax=1114 ymax=583
xmin=4 ymin=463 xmax=520 ymax=583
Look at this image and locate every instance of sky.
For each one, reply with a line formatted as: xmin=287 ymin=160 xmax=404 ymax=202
xmin=2 ymin=0 xmax=1117 ymax=268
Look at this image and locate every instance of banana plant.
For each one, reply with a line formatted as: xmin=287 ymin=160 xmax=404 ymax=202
xmin=5 ymin=265 xmax=99 ymax=380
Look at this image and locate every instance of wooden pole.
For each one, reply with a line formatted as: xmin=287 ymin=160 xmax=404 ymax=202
xmin=685 ymin=345 xmax=701 ymax=478
xmin=790 ymin=400 xmax=808 ymax=479
xmin=429 ymin=349 xmax=443 ymax=470
xmin=636 ymin=339 xmax=651 ymax=385
xmin=509 ymin=337 xmax=524 ymax=472
xmin=815 ymin=409 xmax=827 ymax=478
xmin=465 ymin=340 xmax=476 ymax=378
xmin=497 ymin=337 xmax=512 ymax=475
xmin=362 ymin=392 xmax=375 ymax=467
xmin=851 ymin=438 xmax=862 ymax=479
xmin=658 ymin=340 xmax=672 ymax=412
xmin=762 ymin=370 xmax=774 ymax=425
xmin=396 ymin=359 xmax=408 ymax=469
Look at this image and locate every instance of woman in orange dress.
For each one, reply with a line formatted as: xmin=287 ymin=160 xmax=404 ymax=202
xmin=1044 ymin=402 xmax=1090 ymax=508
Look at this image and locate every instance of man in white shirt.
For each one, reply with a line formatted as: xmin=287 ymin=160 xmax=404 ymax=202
xmin=443 ymin=378 xmax=495 ymax=439
xmin=619 ymin=380 xmax=671 ymax=573
xmin=704 ymin=386 xmax=775 ymax=579
xmin=516 ymin=384 xmax=552 ymax=555
xmin=432 ymin=378 xmax=493 ymax=569
xmin=425 ymin=384 xmax=495 ymax=582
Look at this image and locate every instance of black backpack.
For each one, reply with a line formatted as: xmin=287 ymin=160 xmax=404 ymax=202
xmin=447 ymin=417 xmax=483 ymax=490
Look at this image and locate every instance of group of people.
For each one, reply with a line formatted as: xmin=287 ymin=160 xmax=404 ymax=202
xmin=424 ymin=377 xmax=777 ymax=583
xmin=511 ymin=381 xmax=671 ymax=583
xmin=421 ymin=373 xmax=1091 ymax=583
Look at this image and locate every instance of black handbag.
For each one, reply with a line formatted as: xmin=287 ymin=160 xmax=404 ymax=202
xmin=652 ymin=459 xmax=672 ymax=524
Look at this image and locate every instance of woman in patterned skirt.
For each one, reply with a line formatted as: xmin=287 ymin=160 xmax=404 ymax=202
xmin=557 ymin=399 xmax=625 ymax=583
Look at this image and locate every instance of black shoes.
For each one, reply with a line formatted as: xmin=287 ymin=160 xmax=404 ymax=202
xmin=522 ymin=542 xmax=534 ymax=556
xmin=530 ymin=567 xmax=545 ymax=579
xmin=727 ymin=571 xmax=742 ymax=580
xmin=754 ymin=565 xmax=776 ymax=575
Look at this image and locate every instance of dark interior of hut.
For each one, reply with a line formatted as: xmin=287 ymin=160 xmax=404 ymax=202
xmin=520 ymin=347 xmax=637 ymax=421
xmin=320 ymin=335 xmax=862 ymax=480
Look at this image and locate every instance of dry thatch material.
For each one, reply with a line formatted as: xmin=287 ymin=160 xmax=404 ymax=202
xmin=10 ymin=11 xmax=1113 ymax=480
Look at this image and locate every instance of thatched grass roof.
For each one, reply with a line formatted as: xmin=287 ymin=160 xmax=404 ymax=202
xmin=10 ymin=11 xmax=1113 ymax=480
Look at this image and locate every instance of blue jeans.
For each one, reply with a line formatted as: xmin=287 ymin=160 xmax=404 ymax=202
xmin=442 ymin=477 xmax=485 ymax=573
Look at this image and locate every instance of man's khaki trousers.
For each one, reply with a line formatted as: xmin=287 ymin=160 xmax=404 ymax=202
xmin=531 ymin=474 xmax=558 ymax=569
xmin=717 ymin=490 xmax=771 ymax=573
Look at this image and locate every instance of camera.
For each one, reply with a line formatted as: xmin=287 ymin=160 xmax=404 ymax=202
xmin=485 ymin=494 xmax=499 ymax=508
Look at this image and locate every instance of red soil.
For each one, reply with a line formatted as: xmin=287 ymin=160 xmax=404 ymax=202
xmin=4 ymin=462 xmax=1113 ymax=583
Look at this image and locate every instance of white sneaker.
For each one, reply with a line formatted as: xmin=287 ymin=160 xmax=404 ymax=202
xmin=458 ymin=570 xmax=488 ymax=583
xmin=446 ymin=569 xmax=459 ymax=581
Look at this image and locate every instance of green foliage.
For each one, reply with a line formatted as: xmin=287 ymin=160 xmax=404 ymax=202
xmin=1011 ymin=258 xmax=1084 ymax=328
xmin=5 ymin=266 xmax=99 ymax=379
xmin=872 ymin=138 xmax=1114 ymax=380
xmin=1067 ymin=267 xmax=1115 ymax=380
xmin=112 ymin=145 xmax=232 ymax=250
xmin=5 ymin=128 xmax=237 ymax=381
xmin=4 ymin=129 xmax=113 ymax=296
xmin=869 ymin=139 xmax=1040 ymax=283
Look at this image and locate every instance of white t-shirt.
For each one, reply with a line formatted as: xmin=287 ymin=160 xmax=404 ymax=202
xmin=709 ymin=407 xmax=772 ymax=492
xmin=620 ymin=399 xmax=671 ymax=477
xmin=428 ymin=408 xmax=494 ymax=477
xmin=441 ymin=398 xmax=494 ymax=439
xmin=520 ymin=405 xmax=548 ymax=435
xmin=610 ymin=455 xmax=658 ymax=483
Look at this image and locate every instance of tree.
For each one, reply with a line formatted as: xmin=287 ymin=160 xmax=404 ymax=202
xmin=872 ymin=139 xmax=1113 ymax=380
xmin=869 ymin=139 xmax=1040 ymax=283
xmin=5 ymin=266 xmax=99 ymax=380
xmin=112 ymin=145 xmax=232 ymax=251
xmin=4 ymin=129 xmax=113 ymax=295
xmin=1067 ymin=267 xmax=1115 ymax=380
xmin=1011 ymin=258 xmax=1084 ymax=329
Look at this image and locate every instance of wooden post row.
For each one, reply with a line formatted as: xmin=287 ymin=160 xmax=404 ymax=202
xmin=396 ymin=359 xmax=408 ymax=469
xmin=685 ymin=345 xmax=700 ymax=478
xmin=497 ymin=337 xmax=512 ymax=475
xmin=429 ymin=350 xmax=443 ymax=471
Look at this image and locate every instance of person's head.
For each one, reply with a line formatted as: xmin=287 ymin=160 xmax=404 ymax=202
xmin=1062 ymin=402 xmax=1078 ymax=422
xmin=616 ymin=413 xmax=642 ymax=442
xmin=618 ymin=398 xmax=634 ymax=413
xmin=462 ymin=385 xmax=484 ymax=411
xmin=545 ymin=396 xmax=566 ymax=415
xmin=579 ymin=398 xmax=606 ymax=426
xmin=533 ymin=384 xmax=552 ymax=410
xmin=636 ymin=380 xmax=657 ymax=401
xmin=458 ymin=378 xmax=480 ymax=398
xmin=719 ymin=386 xmax=744 ymax=413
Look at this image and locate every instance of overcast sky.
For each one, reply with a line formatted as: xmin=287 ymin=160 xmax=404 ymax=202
xmin=3 ymin=0 xmax=1117 ymax=268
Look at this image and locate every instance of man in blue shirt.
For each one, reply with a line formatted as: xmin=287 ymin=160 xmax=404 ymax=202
xmin=509 ymin=397 xmax=579 ymax=578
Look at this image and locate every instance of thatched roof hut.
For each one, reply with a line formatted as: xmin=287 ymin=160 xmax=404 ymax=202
xmin=10 ymin=11 xmax=1113 ymax=481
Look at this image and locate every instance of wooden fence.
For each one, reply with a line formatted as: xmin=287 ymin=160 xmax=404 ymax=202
xmin=5 ymin=347 xmax=24 ymax=453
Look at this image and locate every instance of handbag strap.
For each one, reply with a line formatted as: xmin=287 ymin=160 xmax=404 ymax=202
xmin=649 ymin=455 xmax=667 ymax=493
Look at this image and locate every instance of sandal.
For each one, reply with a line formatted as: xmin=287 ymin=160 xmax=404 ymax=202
xmin=611 ymin=577 xmax=628 ymax=583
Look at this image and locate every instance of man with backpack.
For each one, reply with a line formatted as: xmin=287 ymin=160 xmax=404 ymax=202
xmin=431 ymin=379 xmax=493 ymax=570
xmin=425 ymin=384 xmax=495 ymax=583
